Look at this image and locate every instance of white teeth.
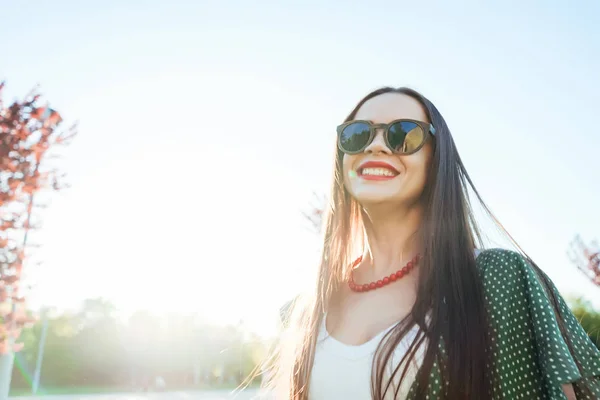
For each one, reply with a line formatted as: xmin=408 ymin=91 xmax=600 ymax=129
xmin=361 ymin=167 xmax=397 ymax=177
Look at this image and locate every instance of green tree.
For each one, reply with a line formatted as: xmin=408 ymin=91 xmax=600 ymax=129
xmin=570 ymin=298 xmax=600 ymax=350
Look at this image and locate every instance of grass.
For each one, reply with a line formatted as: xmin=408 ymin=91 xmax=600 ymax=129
xmin=10 ymin=386 xmax=127 ymax=396
xmin=9 ymin=382 xmax=260 ymax=397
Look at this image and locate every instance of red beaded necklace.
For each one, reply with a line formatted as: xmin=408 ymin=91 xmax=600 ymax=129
xmin=348 ymin=254 xmax=420 ymax=292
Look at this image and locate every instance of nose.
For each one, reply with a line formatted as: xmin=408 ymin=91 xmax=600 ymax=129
xmin=363 ymin=127 xmax=391 ymax=155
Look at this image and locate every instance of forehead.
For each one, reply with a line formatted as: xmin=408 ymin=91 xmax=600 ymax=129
xmin=354 ymin=92 xmax=429 ymax=123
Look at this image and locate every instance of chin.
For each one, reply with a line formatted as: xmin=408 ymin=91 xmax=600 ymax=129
xmin=352 ymin=191 xmax=404 ymax=206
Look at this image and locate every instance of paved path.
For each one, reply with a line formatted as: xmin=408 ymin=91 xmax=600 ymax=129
xmin=11 ymin=389 xmax=260 ymax=400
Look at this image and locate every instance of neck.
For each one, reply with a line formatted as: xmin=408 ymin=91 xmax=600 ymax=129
xmin=360 ymin=202 xmax=423 ymax=279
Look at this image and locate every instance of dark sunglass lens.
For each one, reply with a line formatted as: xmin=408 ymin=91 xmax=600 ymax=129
xmin=388 ymin=122 xmax=425 ymax=153
xmin=340 ymin=122 xmax=371 ymax=152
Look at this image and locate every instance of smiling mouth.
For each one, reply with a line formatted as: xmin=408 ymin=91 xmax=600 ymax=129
xmin=358 ymin=167 xmax=399 ymax=180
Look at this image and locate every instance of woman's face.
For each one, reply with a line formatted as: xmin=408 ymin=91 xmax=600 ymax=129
xmin=342 ymin=93 xmax=434 ymax=206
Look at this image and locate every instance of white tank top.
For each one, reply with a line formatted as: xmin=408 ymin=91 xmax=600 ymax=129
xmin=309 ymin=316 xmax=425 ymax=399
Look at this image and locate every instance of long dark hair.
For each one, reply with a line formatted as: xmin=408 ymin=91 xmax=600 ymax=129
xmin=261 ymin=87 xmax=587 ymax=399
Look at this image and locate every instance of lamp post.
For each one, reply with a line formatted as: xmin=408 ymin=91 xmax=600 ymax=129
xmin=0 ymin=300 xmax=15 ymax=400
xmin=32 ymin=309 xmax=49 ymax=394
xmin=0 ymin=178 xmax=38 ymax=399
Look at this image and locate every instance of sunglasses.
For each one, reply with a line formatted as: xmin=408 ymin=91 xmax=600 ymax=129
xmin=336 ymin=119 xmax=436 ymax=155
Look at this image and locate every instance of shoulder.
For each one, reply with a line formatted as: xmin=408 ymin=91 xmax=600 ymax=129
xmin=476 ymin=248 xmax=534 ymax=286
xmin=476 ymin=247 xmax=528 ymax=271
xmin=278 ymin=294 xmax=309 ymax=326
xmin=475 ymin=248 xmax=548 ymax=308
xmin=475 ymin=248 xmax=566 ymax=332
xmin=279 ymin=298 xmax=295 ymax=323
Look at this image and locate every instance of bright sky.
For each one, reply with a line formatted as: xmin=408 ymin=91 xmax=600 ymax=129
xmin=1 ymin=1 xmax=599 ymax=336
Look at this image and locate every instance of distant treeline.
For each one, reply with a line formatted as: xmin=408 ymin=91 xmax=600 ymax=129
xmin=11 ymin=298 xmax=268 ymax=392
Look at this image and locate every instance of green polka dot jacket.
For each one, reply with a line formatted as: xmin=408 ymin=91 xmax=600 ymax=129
xmin=406 ymin=249 xmax=600 ymax=399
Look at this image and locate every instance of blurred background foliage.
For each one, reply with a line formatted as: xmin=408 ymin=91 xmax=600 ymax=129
xmin=11 ymin=298 xmax=268 ymax=393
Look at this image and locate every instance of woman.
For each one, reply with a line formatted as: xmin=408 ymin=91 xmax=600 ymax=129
xmin=262 ymin=87 xmax=600 ymax=399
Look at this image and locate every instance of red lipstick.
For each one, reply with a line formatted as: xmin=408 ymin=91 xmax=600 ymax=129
xmin=356 ymin=161 xmax=400 ymax=181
